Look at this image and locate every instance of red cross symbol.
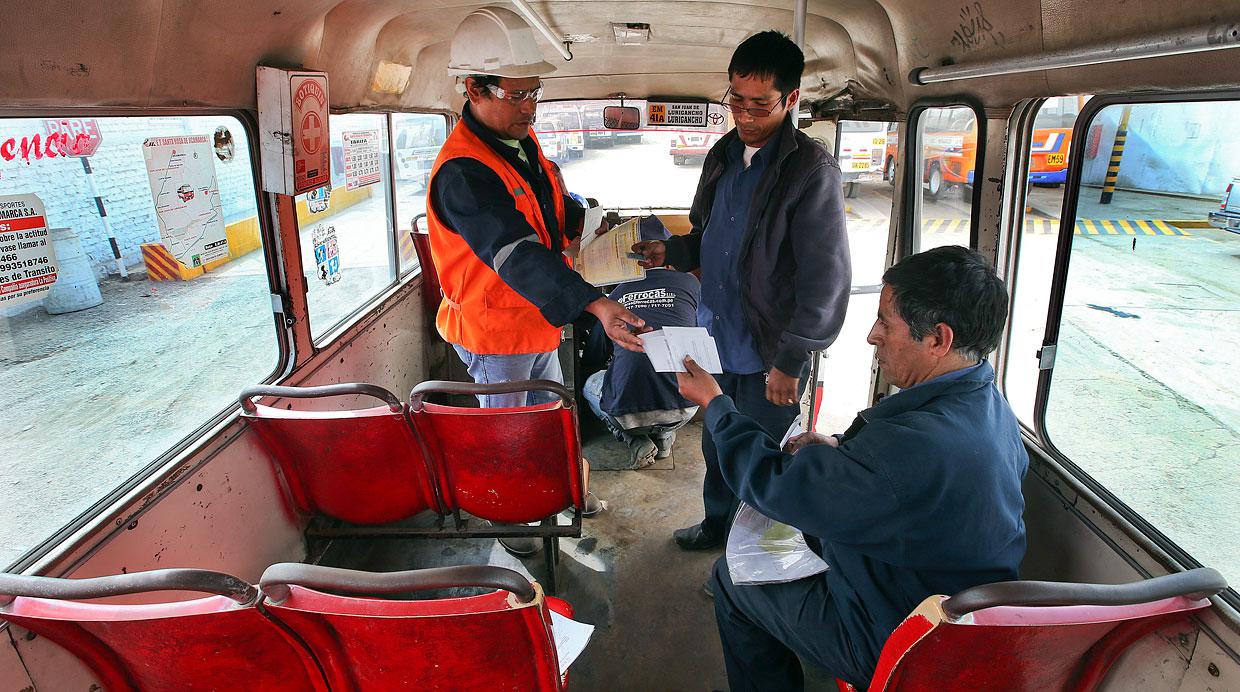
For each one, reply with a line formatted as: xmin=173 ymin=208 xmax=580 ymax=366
xmin=301 ymin=111 xmax=323 ymax=154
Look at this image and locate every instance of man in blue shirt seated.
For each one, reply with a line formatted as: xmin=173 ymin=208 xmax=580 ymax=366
xmin=581 ymin=217 xmax=701 ymax=468
xmin=675 ymin=246 xmax=1028 ymax=690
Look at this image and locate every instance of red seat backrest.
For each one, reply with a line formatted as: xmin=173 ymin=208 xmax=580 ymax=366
xmin=0 ymin=570 xmax=327 ymax=692
xmin=865 ymin=568 xmax=1227 ymax=692
xmin=260 ymin=563 xmax=568 ymax=691
xmin=409 ymin=382 xmax=584 ymax=523
xmin=241 ymin=384 xmax=441 ymax=525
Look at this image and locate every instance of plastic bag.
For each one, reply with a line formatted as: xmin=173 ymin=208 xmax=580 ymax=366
xmin=725 ymin=501 xmax=830 ymax=586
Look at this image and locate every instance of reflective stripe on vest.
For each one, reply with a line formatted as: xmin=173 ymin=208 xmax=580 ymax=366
xmin=426 ymin=121 xmax=569 ymax=355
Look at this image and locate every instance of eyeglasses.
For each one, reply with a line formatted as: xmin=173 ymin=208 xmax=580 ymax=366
xmin=485 ymin=83 xmax=544 ymax=103
xmin=720 ymin=88 xmax=788 ymax=118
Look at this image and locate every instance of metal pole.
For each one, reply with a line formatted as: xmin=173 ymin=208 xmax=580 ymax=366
xmin=509 ymin=0 xmax=574 ymax=61
xmin=81 ymin=156 xmax=127 ymax=279
xmin=793 ymin=0 xmax=807 ymax=49
xmin=1099 ymin=106 xmax=1132 ymax=205
xmin=911 ymin=22 xmax=1240 ymax=85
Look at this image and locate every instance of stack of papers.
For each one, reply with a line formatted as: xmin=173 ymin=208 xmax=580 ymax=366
xmin=549 ymin=610 xmax=594 ymax=675
xmin=575 ymin=217 xmax=646 ymax=287
xmin=639 ymin=327 xmax=723 ymax=373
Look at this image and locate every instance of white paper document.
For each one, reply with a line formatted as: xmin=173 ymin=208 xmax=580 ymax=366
xmin=575 ymin=217 xmax=646 ymax=287
xmin=639 ymin=326 xmax=723 ymax=374
xmin=550 ymin=609 xmax=594 ymax=676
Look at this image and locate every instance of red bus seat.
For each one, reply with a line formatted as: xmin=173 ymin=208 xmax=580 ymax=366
xmin=240 ymin=383 xmax=442 ymax=525
xmin=0 ymin=568 xmax=328 ymax=692
xmin=841 ymin=567 xmax=1227 ymax=692
xmin=260 ymin=562 xmax=576 ymax=691
xmin=408 ymin=379 xmax=585 ymax=524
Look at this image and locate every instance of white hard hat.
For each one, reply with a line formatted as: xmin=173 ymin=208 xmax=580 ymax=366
xmin=448 ymin=6 xmax=556 ymax=78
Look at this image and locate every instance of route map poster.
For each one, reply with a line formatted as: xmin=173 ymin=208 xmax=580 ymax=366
xmin=0 ymin=194 xmax=59 ymax=306
xmin=142 ymin=135 xmax=229 ymax=268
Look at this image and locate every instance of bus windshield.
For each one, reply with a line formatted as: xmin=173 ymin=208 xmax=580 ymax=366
xmin=536 ymin=99 xmax=730 ymax=210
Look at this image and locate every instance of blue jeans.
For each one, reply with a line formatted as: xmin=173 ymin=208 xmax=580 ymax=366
xmin=582 ymin=370 xmax=694 ymax=444
xmin=451 ymin=345 xmax=563 ymax=409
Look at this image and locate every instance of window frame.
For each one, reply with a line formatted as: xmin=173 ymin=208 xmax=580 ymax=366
xmin=0 ymin=106 xmax=291 ymax=573
xmin=902 ymin=99 xmax=987 ymax=258
xmin=306 ymin=110 xmax=452 ymax=346
xmin=1031 ymin=89 xmax=1240 ymax=605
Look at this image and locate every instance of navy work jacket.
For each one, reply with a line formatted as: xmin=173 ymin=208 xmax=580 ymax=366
xmin=705 ymin=360 xmax=1028 ymax=680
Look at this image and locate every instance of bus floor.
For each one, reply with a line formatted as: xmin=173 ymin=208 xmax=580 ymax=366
xmin=316 ymin=418 xmax=839 ymax=691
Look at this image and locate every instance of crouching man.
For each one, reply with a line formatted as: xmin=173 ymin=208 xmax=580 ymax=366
xmin=675 ymin=246 xmax=1028 ymax=689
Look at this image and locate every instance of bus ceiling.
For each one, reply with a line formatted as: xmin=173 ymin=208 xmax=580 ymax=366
xmin=0 ymin=1 xmax=1239 ymax=112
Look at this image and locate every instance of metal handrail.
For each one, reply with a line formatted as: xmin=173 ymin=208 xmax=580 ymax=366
xmin=259 ymin=563 xmax=536 ymax=605
xmin=239 ymin=383 xmax=403 ymax=414
xmin=0 ymin=568 xmax=258 ymax=607
xmin=409 ymin=379 xmax=574 ymax=411
xmin=941 ymin=567 xmax=1228 ymax=620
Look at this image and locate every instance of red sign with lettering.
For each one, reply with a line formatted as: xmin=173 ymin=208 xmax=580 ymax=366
xmin=43 ymin=118 xmax=103 ymax=157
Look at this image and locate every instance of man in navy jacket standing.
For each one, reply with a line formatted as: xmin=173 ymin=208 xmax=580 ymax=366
xmin=675 ymin=246 xmax=1028 ymax=689
xmin=633 ymin=30 xmax=852 ymax=553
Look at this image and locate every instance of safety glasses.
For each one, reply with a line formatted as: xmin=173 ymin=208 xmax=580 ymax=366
xmin=485 ymin=83 xmax=544 ymax=103
xmin=720 ymin=88 xmax=788 ymax=118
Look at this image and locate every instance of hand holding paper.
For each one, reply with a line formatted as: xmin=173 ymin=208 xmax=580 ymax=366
xmin=674 ymin=354 xmax=724 ymax=408
xmin=639 ymin=326 xmax=722 ymax=373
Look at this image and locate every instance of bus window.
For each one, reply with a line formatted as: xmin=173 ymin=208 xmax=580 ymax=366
xmin=1005 ymin=96 xmax=1090 ymax=422
xmin=296 ymin=113 xmax=396 ymax=340
xmin=0 ymin=114 xmax=277 ymax=569
xmin=392 ymin=113 xmax=448 ymax=275
xmin=915 ymin=106 xmax=978 ymax=251
xmin=812 ymin=120 xmax=900 ymax=434
xmin=1042 ymin=98 xmax=1240 ymax=586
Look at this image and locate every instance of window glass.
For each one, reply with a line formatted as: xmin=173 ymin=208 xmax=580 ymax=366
xmin=812 ymin=120 xmax=900 ymax=433
xmin=915 ymin=106 xmax=977 ymax=251
xmin=535 ymin=100 xmax=730 ymax=210
xmin=0 ymin=115 xmax=276 ymax=569
xmin=1044 ymin=99 xmax=1240 ymax=585
xmin=296 ymin=113 xmax=395 ymax=339
xmin=392 ymin=113 xmax=448 ymax=275
xmin=1004 ymin=96 xmax=1088 ymax=421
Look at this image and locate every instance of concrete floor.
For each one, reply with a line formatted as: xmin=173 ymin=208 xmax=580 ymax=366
xmin=321 ymin=418 xmax=839 ymax=691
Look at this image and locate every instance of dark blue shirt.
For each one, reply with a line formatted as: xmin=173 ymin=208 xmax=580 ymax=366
xmin=698 ymin=133 xmax=781 ymax=374
xmin=601 ymin=269 xmax=700 ymax=417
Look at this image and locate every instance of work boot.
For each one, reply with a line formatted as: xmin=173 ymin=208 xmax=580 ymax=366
xmin=583 ymin=491 xmax=606 ymax=517
xmin=673 ymin=523 xmax=724 ymax=551
xmin=628 ymin=436 xmax=657 ymax=469
xmin=651 ymin=431 xmax=676 ymax=459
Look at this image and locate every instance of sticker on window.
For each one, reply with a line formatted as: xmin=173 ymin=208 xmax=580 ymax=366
xmin=0 ymin=193 xmax=59 ymax=306
xmin=342 ymin=130 xmax=382 ymax=191
xmin=312 ymin=224 xmax=340 ymax=285
xmin=307 ymin=185 xmax=332 ymax=214
xmin=142 ymin=135 xmax=230 ymax=268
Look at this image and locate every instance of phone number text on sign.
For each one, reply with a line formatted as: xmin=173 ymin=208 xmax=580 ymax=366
xmin=0 ymin=194 xmax=58 ymax=306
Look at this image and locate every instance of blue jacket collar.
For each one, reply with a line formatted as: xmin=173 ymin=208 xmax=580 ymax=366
xmin=862 ymin=360 xmax=995 ymax=424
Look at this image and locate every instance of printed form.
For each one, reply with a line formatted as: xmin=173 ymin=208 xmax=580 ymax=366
xmin=639 ymin=326 xmax=723 ymax=373
xmin=575 ymin=217 xmax=646 ymax=287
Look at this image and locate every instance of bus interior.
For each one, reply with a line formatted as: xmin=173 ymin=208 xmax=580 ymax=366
xmin=0 ymin=1 xmax=1238 ymax=690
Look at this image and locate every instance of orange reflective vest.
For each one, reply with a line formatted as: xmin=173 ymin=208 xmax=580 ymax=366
xmin=426 ymin=121 xmax=569 ymax=355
